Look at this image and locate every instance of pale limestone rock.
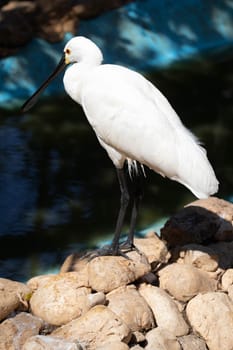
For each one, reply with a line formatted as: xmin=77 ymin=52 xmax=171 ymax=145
xmin=132 ymin=331 xmax=145 ymax=343
xmin=61 ymin=249 xmax=150 ymax=293
xmin=60 ymin=253 xmax=90 ymax=283
xmin=173 ymin=299 xmax=185 ymax=313
xmin=145 ymin=327 xmax=181 ymax=350
xmin=60 ymin=252 xmax=83 ymax=272
xmin=0 ymin=312 xmax=43 ymax=350
xmin=52 ymin=305 xmax=131 ymax=349
xmin=106 ymin=285 xmax=155 ymax=331
xmin=88 ymin=256 xmax=150 ymax=293
xmin=227 ymin=285 xmax=233 ymax=302
xmin=130 ymin=346 xmax=144 ymax=350
xmin=221 ymin=269 xmax=233 ymax=291
xmin=0 ymin=278 xmax=31 ymax=321
xmin=96 ymin=340 xmax=129 ymax=350
xmin=200 ymin=267 xmax=224 ymax=281
xmin=138 ymin=284 xmax=188 ymax=336
xmin=28 ymin=271 xmax=89 ymax=291
xmin=178 ymin=335 xmax=207 ymax=350
xmin=176 ymin=244 xmax=218 ymax=272
xmin=88 ymin=292 xmax=106 ymax=307
xmin=27 ymin=274 xmax=58 ymax=291
xmin=125 ymin=249 xmax=151 ymax=267
xmin=30 ymin=273 xmax=105 ymax=326
xmin=186 ymin=292 xmax=233 ymax=350
xmin=159 ymin=263 xmax=217 ymax=301
xmin=22 ymin=335 xmax=82 ymax=350
xmin=134 ymin=232 xmax=170 ymax=265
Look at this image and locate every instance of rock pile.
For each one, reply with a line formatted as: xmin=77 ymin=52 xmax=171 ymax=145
xmin=0 ymin=197 xmax=233 ymax=350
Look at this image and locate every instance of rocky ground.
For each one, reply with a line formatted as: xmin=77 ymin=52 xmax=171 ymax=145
xmin=0 ymin=197 xmax=233 ymax=350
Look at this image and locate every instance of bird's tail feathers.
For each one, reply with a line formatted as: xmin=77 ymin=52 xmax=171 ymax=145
xmin=175 ymin=132 xmax=219 ymax=199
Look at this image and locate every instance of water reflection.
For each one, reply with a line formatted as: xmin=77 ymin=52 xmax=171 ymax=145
xmin=0 ymin=57 xmax=232 ymax=281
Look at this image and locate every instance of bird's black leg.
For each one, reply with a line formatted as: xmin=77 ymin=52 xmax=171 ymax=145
xmin=121 ymin=162 xmax=144 ymax=250
xmin=82 ymin=164 xmax=143 ymax=260
xmin=110 ymin=167 xmax=130 ymax=255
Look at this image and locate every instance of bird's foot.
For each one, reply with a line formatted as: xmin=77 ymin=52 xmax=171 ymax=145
xmin=80 ymin=244 xmax=129 ymax=261
xmin=80 ymin=239 xmax=142 ymax=261
xmin=119 ymin=239 xmax=140 ymax=254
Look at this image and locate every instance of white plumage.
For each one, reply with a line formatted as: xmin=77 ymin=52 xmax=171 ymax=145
xmin=63 ymin=37 xmax=218 ymax=199
xmin=22 ymin=36 xmax=219 ymax=254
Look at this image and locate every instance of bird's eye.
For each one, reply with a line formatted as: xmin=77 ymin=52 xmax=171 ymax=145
xmin=65 ymin=48 xmax=71 ymax=55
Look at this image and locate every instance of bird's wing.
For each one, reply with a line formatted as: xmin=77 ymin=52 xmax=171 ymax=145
xmin=81 ymin=65 xmax=184 ymax=172
xmin=81 ymin=65 xmax=218 ymax=198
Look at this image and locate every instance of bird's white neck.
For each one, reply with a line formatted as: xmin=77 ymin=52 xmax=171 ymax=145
xmin=63 ymin=62 xmax=97 ymax=105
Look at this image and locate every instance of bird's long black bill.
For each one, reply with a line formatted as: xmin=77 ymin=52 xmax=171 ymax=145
xmin=21 ymin=55 xmax=66 ymax=113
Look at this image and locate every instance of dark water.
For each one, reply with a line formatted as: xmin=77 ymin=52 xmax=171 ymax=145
xmin=0 ymin=56 xmax=232 ymax=281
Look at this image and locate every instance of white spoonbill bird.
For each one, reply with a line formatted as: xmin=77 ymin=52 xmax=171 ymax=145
xmin=22 ymin=36 xmax=219 ymax=255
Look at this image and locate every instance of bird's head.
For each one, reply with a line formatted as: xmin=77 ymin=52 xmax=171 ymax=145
xmin=21 ymin=36 xmax=103 ymax=112
xmin=64 ymin=36 xmax=103 ymax=65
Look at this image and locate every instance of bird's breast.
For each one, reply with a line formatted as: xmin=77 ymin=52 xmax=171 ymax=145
xmin=63 ymin=63 xmax=94 ymax=105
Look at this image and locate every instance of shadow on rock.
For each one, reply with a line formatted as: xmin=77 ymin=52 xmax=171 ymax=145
xmin=161 ymin=197 xmax=233 ymax=270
